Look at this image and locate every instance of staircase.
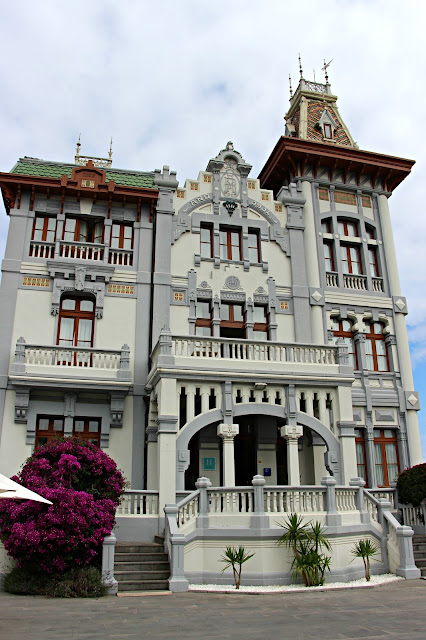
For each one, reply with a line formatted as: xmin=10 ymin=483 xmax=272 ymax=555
xmin=412 ymin=535 xmax=426 ymax=577
xmin=114 ymin=541 xmax=170 ymax=592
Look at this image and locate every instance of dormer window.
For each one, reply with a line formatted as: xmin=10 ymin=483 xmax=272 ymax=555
xmin=323 ymin=123 xmax=333 ymax=139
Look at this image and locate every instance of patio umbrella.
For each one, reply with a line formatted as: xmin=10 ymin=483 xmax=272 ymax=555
xmin=0 ymin=473 xmax=52 ymax=505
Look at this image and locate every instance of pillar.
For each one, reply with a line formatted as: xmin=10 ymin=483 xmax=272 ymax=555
xmin=312 ymin=433 xmax=327 ymax=485
xmin=281 ymin=424 xmax=303 ymax=486
xmin=217 ymin=423 xmax=239 ymax=486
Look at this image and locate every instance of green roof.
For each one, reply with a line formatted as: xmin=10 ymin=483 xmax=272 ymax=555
xmin=11 ymin=158 xmax=157 ymax=190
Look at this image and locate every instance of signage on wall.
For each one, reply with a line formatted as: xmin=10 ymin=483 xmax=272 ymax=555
xmin=263 ymin=468 xmax=272 ymax=477
xmin=203 ymin=457 xmax=216 ymax=471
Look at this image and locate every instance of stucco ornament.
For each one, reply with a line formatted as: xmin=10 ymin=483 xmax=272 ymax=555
xmin=224 ymin=276 xmax=241 ymax=291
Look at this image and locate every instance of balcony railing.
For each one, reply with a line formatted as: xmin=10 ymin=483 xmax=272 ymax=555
xmin=10 ymin=338 xmax=131 ymax=381
xmin=343 ymin=274 xmax=367 ymax=290
xmin=326 ymin=272 xmax=383 ymax=293
xmin=108 ymin=247 xmax=133 ymax=266
xmin=59 ymin=241 xmax=104 ymax=261
xmin=29 ymin=241 xmax=55 ymax=259
xmin=326 ymin=271 xmax=338 ymax=287
xmin=372 ymin=277 xmax=384 ymax=293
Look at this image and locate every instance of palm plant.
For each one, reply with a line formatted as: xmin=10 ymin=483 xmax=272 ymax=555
xmin=220 ymin=546 xmax=254 ymax=590
xmin=350 ymin=539 xmax=379 ymax=581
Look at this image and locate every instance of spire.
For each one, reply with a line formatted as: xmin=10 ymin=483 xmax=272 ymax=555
xmin=108 ymin=137 xmax=113 ymax=163
xmin=322 ymin=58 xmax=333 ymax=85
xmin=289 ymin=74 xmax=293 ymax=99
xmin=75 ymin=133 xmax=81 ymax=158
xmin=298 ymin=53 xmax=303 ymax=80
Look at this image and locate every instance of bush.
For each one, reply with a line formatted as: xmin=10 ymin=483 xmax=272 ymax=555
xmin=0 ymin=437 xmax=125 ymax=575
xmin=4 ymin=565 xmax=107 ymax=598
xmin=397 ymin=463 xmax=426 ymax=506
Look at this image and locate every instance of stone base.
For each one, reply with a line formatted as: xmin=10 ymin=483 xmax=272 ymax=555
xmin=169 ymin=577 xmax=189 ymax=592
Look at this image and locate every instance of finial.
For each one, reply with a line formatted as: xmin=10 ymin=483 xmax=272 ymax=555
xmin=322 ymin=58 xmax=333 ymax=84
xmin=76 ymin=133 xmax=81 ymax=157
xmin=289 ymin=74 xmax=293 ymax=99
xmin=298 ymin=54 xmax=303 ymax=80
xmin=108 ymin=137 xmax=113 ymax=161
xmin=313 ymin=68 xmax=316 ymax=82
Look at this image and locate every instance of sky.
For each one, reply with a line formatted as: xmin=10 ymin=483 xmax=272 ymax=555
xmin=0 ymin=0 xmax=425 ymax=458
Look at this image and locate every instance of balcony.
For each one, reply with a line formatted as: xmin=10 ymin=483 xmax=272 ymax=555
xmin=29 ymin=240 xmax=134 ymax=267
xmin=149 ymin=331 xmax=352 ymax=380
xmin=326 ymin=271 xmax=384 ymax=293
xmin=9 ymin=338 xmax=132 ymax=384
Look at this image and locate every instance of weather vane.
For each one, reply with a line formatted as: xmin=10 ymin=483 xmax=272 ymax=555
xmin=322 ymin=59 xmax=333 ymax=84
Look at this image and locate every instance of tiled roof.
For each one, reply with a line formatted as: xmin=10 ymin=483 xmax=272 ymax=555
xmin=11 ymin=159 xmax=158 ymax=190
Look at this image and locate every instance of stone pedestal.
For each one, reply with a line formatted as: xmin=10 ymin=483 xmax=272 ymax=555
xmin=281 ymin=424 xmax=303 ymax=486
xmin=217 ymin=423 xmax=239 ymax=486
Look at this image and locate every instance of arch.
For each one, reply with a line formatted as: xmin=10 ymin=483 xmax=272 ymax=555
xmin=175 ymin=403 xmax=342 ymax=488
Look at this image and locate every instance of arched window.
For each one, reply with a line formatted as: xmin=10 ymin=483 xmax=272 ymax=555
xmin=331 ymin=318 xmax=357 ymax=369
xmin=365 ymin=322 xmax=389 ymax=372
xmin=57 ymin=296 xmax=95 ymax=350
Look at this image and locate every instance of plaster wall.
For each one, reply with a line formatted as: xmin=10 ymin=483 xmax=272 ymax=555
xmin=0 ymin=391 xmax=31 ymax=476
xmin=108 ymin=394 xmax=134 ymax=483
xmin=12 ymin=289 xmax=55 ymax=361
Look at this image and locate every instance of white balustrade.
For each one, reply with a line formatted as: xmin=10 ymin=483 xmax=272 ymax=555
xmin=363 ymin=491 xmax=379 ymax=523
xmin=177 ymin=494 xmax=199 ymax=527
xmin=208 ymin=489 xmax=254 ymax=514
xmin=264 ymin=488 xmax=325 ymax=514
xmin=23 ymin=345 xmax=121 ymax=369
xmin=59 ymin=241 xmax=104 ymax=261
xmin=370 ymin=490 xmax=395 ymax=509
xmin=117 ymin=491 xmax=159 ymax=516
xmin=399 ymin=503 xmax=426 ymax=528
xmin=335 ymin=488 xmax=357 ymax=511
xmin=29 ymin=241 xmax=55 ymax=259
xmin=108 ymin=248 xmax=133 ymax=266
xmin=343 ymin=274 xmax=367 ymax=291
xmin=372 ymin=277 xmax=384 ymax=292
xmin=326 ymin=272 xmax=338 ymax=287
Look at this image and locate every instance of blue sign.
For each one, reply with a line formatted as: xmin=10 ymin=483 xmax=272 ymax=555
xmin=263 ymin=468 xmax=271 ymax=477
xmin=203 ymin=457 xmax=216 ymax=471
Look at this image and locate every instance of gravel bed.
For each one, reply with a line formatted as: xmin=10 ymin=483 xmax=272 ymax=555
xmin=189 ymin=573 xmax=403 ymax=594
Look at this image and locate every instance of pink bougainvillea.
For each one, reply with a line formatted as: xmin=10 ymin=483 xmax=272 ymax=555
xmin=0 ymin=437 xmax=125 ymax=574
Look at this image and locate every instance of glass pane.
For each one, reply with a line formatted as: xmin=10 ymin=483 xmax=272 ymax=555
xmin=231 ymin=244 xmax=240 ymax=261
xmin=385 ymin=442 xmax=397 ymax=464
xmin=253 ymin=330 xmax=267 ymax=341
xmin=384 ymin=430 xmax=393 ymax=438
xmin=201 ymin=243 xmax=212 ymax=258
xmin=195 ymin=326 xmax=212 ymax=336
xmin=196 ymin=301 xmax=210 ymax=319
xmin=220 ymin=243 xmax=228 ymax=259
xmin=74 ymin=420 xmax=84 ymax=432
xmin=248 ymin=247 xmax=258 ymax=262
xmin=338 ymin=221 xmax=345 ymax=235
xmin=77 ymin=319 xmax=93 ymax=346
xmin=62 ymin=299 xmax=76 ymax=311
xmin=342 ymin=320 xmax=351 ymax=332
xmin=201 ymin=227 xmax=211 ymax=242
xmin=374 ymin=323 xmax=383 ymax=334
xmin=89 ymin=421 xmax=99 ymax=433
xmin=377 ymin=355 xmax=388 ymax=372
xmin=341 ymin=246 xmax=349 ymax=272
xmin=355 ymin=429 xmax=362 ymax=438
xmin=58 ymin=318 xmax=74 ymax=345
xmin=93 ymin=222 xmax=103 ymax=244
xmin=63 ymin=218 xmax=76 ymax=241
xmin=220 ymin=304 xmax=230 ymax=321
xmin=366 ymin=227 xmax=375 ymax=240
xmin=231 ymin=232 xmax=239 ymax=246
xmin=79 ymin=220 xmax=88 ymax=242
xmin=347 ymin=222 xmax=357 ymax=236
xmin=38 ymin=418 xmax=49 ymax=431
xmin=37 ymin=437 xmax=48 ymax=447
xmin=375 ymin=443 xmax=385 ymax=485
xmin=233 ymin=306 xmax=243 ymax=322
xmin=248 ymin=232 xmax=258 ymax=248
xmin=124 ymin=226 xmax=132 ymax=239
xmin=253 ymin=307 xmax=266 ymax=323
xmin=80 ymin=300 xmax=94 ymax=312
xmin=53 ymin=419 xmax=63 ymax=431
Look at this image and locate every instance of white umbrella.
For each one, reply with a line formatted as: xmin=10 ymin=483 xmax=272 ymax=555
xmin=0 ymin=473 xmax=52 ymax=505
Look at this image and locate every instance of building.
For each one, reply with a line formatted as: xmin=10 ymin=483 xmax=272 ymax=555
xmin=0 ymin=74 xmax=422 ymax=588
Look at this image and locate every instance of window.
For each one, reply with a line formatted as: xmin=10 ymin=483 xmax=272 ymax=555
xmin=368 ymin=247 xmax=379 ymax=277
xmin=195 ymin=300 xmax=212 ymax=336
xmin=73 ymin=418 xmax=101 ymax=446
xmin=57 ymin=296 xmax=95 ymax=364
xmin=63 ymin=217 xmax=104 ymax=244
xmin=340 ymin=244 xmax=362 ymax=275
xmin=323 ymin=123 xmax=333 ymax=139
xmin=355 ymin=428 xmax=368 ymax=485
xmin=247 ymin=230 xmax=260 ymax=263
xmin=365 ymin=322 xmax=388 ymax=372
xmin=220 ymin=302 xmax=245 ymax=338
xmin=35 ymin=416 xmax=64 ymax=449
xmin=321 ymin=219 xmax=332 ymax=234
xmin=200 ymin=224 xmax=213 ymax=258
xmin=373 ymin=429 xmax=400 ymax=486
xmin=331 ymin=318 xmax=357 ymax=368
xmin=111 ymin=223 xmax=133 ymax=250
xmin=253 ymin=306 xmax=268 ymax=341
xmin=323 ymin=242 xmax=335 ymax=272
xmin=219 ymin=228 xmax=241 ymax=261
xmin=35 ymin=416 xmax=101 ymax=449
xmin=32 ymin=216 xmax=56 ymax=243
xmin=338 ymin=220 xmax=358 ymax=237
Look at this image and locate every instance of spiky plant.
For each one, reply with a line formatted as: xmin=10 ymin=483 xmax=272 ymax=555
xmin=220 ymin=546 xmax=254 ymax=590
xmin=350 ymin=539 xmax=379 ymax=581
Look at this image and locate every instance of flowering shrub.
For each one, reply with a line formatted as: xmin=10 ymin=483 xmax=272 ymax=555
xmin=397 ymin=463 xmax=426 ymax=507
xmin=0 ymin=437 xmax=125 ymax=574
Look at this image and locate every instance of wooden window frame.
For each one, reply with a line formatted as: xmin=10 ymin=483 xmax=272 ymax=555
xmin=365 ymin=323 xmax=389 ymax=372
xmin=338 ymin=219 xmax=359 ymax=237
xmin=195 ymin=300 xmax=212 ymax=336
xmin=368 ymin=246 xmax=380 ymax=277
xmin=220 ymin=303 xmax=245 ymax=332
xmin=373 ymin=429 xmax=400 ymax=487
xmin=355 ymin=429 xmax=368 ymax=486
xmin=323 ymin=123 xmax=333 ymax=139
xmin=219 ymin=227 xmax=242 ymax=261
xmin=73 ymin=417 xmax=101 ymax=446
xmin=32 ymin=215 xmax=57 ymax=242
xmin=253 ymin=305 xmax=268 ymax=340
xmin=200 ymin=223 xmax=213 ymax=258
xmin=111 ymin=223 xmax=133 ymax=250
xmin=63 ymin=217 xmax=104 ymax=243
xmin=57 ymin=296 xmax=95 ymax=350
xmin=341 ymin=243 xmax=363 ymax=275
xmin=35 ymin=415 xmax=65 ymax=449
xmin=323 ymin=241 xmax=335 ymax=272
xmin=332 ymin=319 xmax=358 ymax=369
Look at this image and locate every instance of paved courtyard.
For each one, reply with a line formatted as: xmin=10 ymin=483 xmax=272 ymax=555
xmin=0 ymin=580 xmax=425 ymax=640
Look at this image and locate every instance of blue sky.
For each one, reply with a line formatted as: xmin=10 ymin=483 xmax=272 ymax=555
xmin=0 ymin=0 xmax=425 ymax=458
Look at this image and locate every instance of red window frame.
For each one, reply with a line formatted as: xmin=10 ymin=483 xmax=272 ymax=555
xmin=253 ymin=306 xmax=268 ymax=340
xmin=355 ymin=429 xmax=368 ymax=486
xmin=200 ymin=224 xmax=213 ymax=258
xmin=32 ymin=215 xmax=57 ymax=242
xmin=220 ymin=303 xmax=245 ymax=336
xmin=35 ymin=416 xmax=65 ymax=449
xmin=63 ymin=217 xmax=104 ymax=243
xmin=73 ymin=417 xmax=101 ymax=446
xmin=332 ymin=318 xmax=358 ymax=369
xmin=365 ymin=323 xmax=389 ymax=372
xmin=195 ymin=300 xmax=212 ymax=336
xmin=219 ymin=227 xmax=242 ymax=261
xmin=341 ymin=243 xmax=363 ymax=275
xmin=323 ymin=241 xmax=335 ymax=272
xmin=373 ymin=429 xmax=400 ymax=487
xmin=338 ymin=220 xmax=359 ymax=237
xmin=323 ymin=123 xmax=333 ymax=139
xmin=110 ymin=223 xmax=133 ymax=250
xmin=57 ymin=297 xmax=95 ymax=366
xmin=368 ymin=247 xmax=379 ymax=277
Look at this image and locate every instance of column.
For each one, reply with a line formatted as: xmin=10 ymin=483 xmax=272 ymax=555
xmin=281 ymin=424 xmax=303 ymax=486
xmin=217 ymin=423 xmax=239 ymax=486
xmin=336 ymin=385 xmax=357 ymax=483
xmin=146 ymin=426 xmax=158 ymax=490
xmin=365 ymin=428 xmax=378 ymax=489
xmin=312 ymin=433 xmax=327 ymax=485
xmin=302 ymin=181 xmax=324 ymax=344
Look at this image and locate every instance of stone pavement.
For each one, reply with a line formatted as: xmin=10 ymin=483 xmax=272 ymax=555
xmin=0 ymin=580 xmax=426 ymax=640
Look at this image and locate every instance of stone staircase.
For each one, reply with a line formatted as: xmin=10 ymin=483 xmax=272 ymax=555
xmin=114 ymin=541 xmax=170 ymax=592
xmin=412 ymin=535 xmax=426 ymax=577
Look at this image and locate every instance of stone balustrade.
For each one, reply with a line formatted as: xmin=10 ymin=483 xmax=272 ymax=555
xmin=59 ymin=240 xmax=105 ymax=261
xmin=116 ymin=491 xmax=159 ymax=516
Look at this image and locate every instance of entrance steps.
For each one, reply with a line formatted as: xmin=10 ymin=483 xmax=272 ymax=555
xmin=412 ymin=535 xmax=426 ymax=577
xmin=114 ymin=542 xmax=170 ymax=592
